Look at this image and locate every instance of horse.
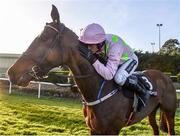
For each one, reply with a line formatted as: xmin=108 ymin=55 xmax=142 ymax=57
xmin=8 ymin=5 xmax=176 ymax=135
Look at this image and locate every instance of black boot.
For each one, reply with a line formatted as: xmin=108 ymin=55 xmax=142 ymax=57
xmin=123 ymin=75 xmax=150 ymax=108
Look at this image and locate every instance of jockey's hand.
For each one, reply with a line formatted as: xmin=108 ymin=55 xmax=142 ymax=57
xmin=78 ymin=45 xmax=97 ymax=64
xmin=94 ymin=53 xmax=108 ymax=65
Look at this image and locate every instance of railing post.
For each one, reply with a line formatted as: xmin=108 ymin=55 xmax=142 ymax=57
xmin=9 ymin=81 xmax=12 ymax=94
xmin=38 ymin=82 xmax=41 ymax=98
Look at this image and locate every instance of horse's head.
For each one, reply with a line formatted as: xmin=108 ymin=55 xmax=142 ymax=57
xmin=8 ymin=5 xmax=79 ymax=86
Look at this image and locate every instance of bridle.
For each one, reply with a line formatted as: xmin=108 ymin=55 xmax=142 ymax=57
xmin=22 ymin=23 xmax=65 ymax=80
xmin=22 ymin=23 xmax=93 ymax=80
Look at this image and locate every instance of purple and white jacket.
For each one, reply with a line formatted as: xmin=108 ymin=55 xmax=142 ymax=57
xmin=92 ymin=34 xmax=138 ymax=80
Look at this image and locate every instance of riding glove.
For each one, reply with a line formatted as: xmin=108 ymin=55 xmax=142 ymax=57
xmin=94 ymin=53 xmax=108 ymax=65
xmin=78 ymin=45 xmax=97 ymax=64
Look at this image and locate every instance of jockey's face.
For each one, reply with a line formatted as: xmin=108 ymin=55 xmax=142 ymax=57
xmin=88 ymin=44 xmax=99 ymax=53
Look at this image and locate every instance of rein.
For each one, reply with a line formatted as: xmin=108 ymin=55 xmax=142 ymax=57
xmin=82 ymin=80 xmax=119 ymax=106
xmin=50 ymin=72 xmax=94 ymax=79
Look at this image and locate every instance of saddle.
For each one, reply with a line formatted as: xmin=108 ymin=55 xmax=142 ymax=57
xmin=122 ymin=71 xmax=157 ymax=112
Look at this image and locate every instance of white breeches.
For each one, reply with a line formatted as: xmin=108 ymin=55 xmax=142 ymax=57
xmin=114 ymin=56 xmax=138 ymax=86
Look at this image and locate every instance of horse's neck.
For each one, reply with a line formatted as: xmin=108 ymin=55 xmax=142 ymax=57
xmin=68 ymin=58 xmax=102 ymax=101
xmin=63 ymin=27 xmax=103 ymax=102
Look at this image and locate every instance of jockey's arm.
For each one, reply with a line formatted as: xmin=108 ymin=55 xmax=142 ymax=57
xmin=92 ymin=44 xmax=124 ymax=80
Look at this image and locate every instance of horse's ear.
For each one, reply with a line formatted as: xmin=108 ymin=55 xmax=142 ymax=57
xmin=51 ymin=5 xmax=60 ymax=24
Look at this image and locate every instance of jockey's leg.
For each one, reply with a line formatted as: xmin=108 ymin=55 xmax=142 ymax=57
xmin=114 ymin=58 xmax=150 ymax=108
xmin=114 ymin=58 xmax=138 ymax=86
xmin=123 ymin=75 xmax=150 ymax=107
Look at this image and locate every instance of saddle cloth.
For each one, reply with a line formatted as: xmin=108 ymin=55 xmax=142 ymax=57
xmin=122 ymin=71 xmax=157 ymax=112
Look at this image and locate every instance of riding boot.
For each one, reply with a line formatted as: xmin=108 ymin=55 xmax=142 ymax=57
xmin=123 ymin=75 xmax=150 ymax=108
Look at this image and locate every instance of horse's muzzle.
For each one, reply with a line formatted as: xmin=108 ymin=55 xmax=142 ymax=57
xmin=16 ymin=73 xmax=32 ymax=87
xmin=8 ymin=67 xmax=33 ymax=87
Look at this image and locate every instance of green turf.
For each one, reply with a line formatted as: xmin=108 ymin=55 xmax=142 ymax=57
xmin=0 ymin=91 xmax=179 ymax=135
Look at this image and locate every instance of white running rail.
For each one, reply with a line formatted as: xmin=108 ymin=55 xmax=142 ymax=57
xmin=0 ymin=77 xmax=77 ymax=98
xmin=0 ymin=77 xmax=179 ymax=98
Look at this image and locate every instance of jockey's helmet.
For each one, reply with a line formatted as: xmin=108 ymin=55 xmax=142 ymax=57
xmin=79 ymin=23 xmax=105 ymax=44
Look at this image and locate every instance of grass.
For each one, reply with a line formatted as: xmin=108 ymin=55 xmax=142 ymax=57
xmin=174 ymin=82 xmax=180 ymax=89
xmin=0 ymin=92 xmax=88 ymax=135
xmin=177 ymin=93 xmax=180 ymax=99
xmin=0 ymin=91 xmax=180 ymax=135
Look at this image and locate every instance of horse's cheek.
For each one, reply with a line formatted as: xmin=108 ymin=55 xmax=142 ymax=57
xmin=48 ymin=50 xmax=59 ymax=62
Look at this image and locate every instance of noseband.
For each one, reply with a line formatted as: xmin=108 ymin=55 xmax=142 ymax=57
xmin=22 ymin=23 xmax=65 ymax=80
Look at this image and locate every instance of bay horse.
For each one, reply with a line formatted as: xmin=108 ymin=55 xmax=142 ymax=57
xmin=8 ymin=5 xmax=176 ymax=135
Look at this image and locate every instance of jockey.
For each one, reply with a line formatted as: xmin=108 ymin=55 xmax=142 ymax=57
xmin=78 ymin=23 xmax=149 ymax=107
